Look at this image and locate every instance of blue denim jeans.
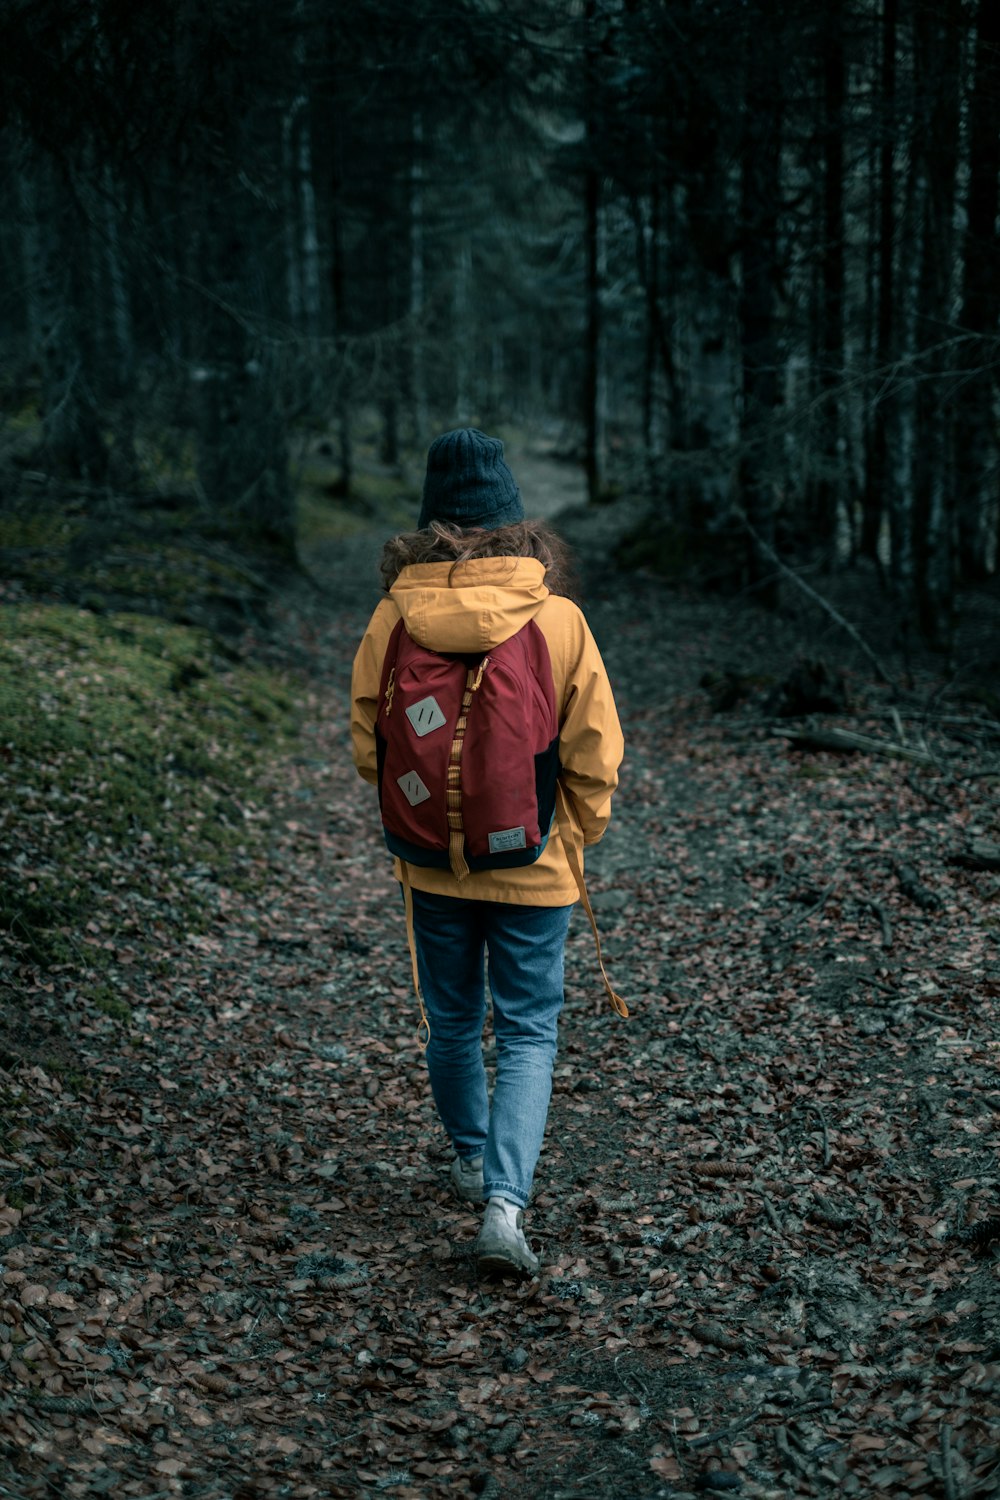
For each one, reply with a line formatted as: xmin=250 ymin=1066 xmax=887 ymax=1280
xmin=410 ymin=890 xmax=573 ymax=1208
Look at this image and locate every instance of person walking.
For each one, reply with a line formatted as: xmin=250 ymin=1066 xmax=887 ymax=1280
xmin=350 ymin=428 xmax=624 ymax=1278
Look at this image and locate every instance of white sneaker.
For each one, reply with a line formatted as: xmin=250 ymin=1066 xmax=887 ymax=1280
xmin=475 ymin=1196 xmax=539 ymax=1278
xmin=450 ymin=1154 xmax=484 ymax=1204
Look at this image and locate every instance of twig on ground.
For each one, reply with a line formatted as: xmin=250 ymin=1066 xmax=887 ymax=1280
xmin=772 ymin=725 xmax=935 ymax=766
xmin=913 ymin=1006 xmax=959 ymax=1027
xmin=687 ymin=1398 xmax=833 ymax=1451
xmin=865 ymin=899 xmax=893 ymax=949
xmin=940 ymin=1421 xmax=957 ymax=1500
xmin=806 ymin=1103 xmax=832 ymax=1167
xmin=614 ymin=1352 xmax=649 ymax=1399
xmin=780 ymin=885 xmax=832 ymax=928
xmin=760 ymin=1194 xmax=785 ymax=1234
xmin=855 ymin=974 xmax=899 ymax=997
xmin=950 ymin=839 xmax=1000 ymax=871
xmin=669 ymin=1419 xmax=688 ymax=1480
xmin=934 ymin=714 xmax=1000 ymax=736
xmin=551 ymin=1130 xmax=578 ymax=1171
xmin=893 ymin=862 xmax=941 ymax=911
xmin=686 ymin=1404 xmax=764 ymax=1450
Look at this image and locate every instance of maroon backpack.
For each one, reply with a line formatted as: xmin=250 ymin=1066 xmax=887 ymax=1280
xmin=375 ymin=618 xmax=559 ymax=880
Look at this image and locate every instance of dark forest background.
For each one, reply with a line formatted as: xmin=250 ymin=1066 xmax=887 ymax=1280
xmin=1 ymin=0 xmax=998 ymax=644
xmin=2 ymin=9 xmax=1000 ymax=1494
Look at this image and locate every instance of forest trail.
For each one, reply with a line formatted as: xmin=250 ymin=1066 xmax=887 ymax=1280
xmin=501 ymin=440 xmax=586 ymax=521
xmin=3 ymin=497 xmax=998 ymax=1499
xmin=291 ymin=505 xmax=999 ymax=1495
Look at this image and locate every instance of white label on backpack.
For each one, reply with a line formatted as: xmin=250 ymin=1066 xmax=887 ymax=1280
xmin=398 ymin=770 xmax=431 ymax=807
xmin=405 ymin=696 xmax=447 ymax=737
xmin=489 ymin=826 xmax=527 ymax=854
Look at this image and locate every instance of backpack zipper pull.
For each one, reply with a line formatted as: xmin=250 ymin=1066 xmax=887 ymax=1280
xmin=384 ymin=666 xmax=396 ymax=715
xmin=471 ymin=656 xmax=489 ymax=692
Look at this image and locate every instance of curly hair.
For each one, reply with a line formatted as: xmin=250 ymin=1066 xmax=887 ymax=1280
xmin=379 ymin=520 xmax=575 ymax=597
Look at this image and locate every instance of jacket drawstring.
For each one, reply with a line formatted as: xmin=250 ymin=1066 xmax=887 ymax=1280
xmin=399 ymin=861 xmax=431 ymax=1050
xmin=555 ymin=783 xmax=630 ymax=1019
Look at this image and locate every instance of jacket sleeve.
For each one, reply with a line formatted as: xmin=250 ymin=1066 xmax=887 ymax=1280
xmin=350 ymin=599 xmax=399 ymax=786
xmin=557 ymin=607 xmax=624 ymax=846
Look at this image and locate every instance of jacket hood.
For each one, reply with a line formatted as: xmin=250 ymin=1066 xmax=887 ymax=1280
xmin=389 ymin=557 xmax=549 ymax=653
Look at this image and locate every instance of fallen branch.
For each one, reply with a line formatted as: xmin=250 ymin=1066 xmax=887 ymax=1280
xmin=687 ymin=1398 xmax=833 ymax=1451
xmin=913 ymin=1005 xmax=958 ymax=1026
xmin=949 ymin=839 xmax=1000 ymax=872
xmin=737 ymin=513 xmax=901 ymax=690
xmin=855 ymin=974 xmax=899 ymax=997
xmin=760 ymin=1194 xmax=785 ymax=1234
xmin=779 ymin=884 xmax=832 ymax=928
xmin=893 ymin=862 xmax=941 ymax=911
xmin=940 ymin=1421 xmax=957 ymax=1500
xmin=771 ymin=725 xmax=934 ymax=766
xmin=806 ymin=1103 xmax=832 ymax=1167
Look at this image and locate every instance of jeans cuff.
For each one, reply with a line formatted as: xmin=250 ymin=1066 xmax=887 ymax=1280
xmin=484 ymin=1180 xmax=527 ymax=1209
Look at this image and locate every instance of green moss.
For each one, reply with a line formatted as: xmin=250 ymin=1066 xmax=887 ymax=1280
xmin=0 ymin=511 xmax=80 ymax=549
xmin=45 ymin=1064 xmax=88 ymax=1095
xmin=0 ymin=600 xmax=298 ymax=973
xmin=297 ymin=466 xmax=418 ymax=550
xmin=92 ymin=986 xmax=133 ymax=1024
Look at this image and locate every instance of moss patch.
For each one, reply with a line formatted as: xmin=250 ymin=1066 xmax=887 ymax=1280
xmin=0 ymin=490 xmax=274 ymax=635
xmin=297 ymin=463 xmax=418 ymax=551
xmin=0 ymin=600 xmax=298 ymax=980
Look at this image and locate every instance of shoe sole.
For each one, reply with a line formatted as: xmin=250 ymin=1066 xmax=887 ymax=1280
xmin=475 ymin=1240 xmax=539 ymax=1279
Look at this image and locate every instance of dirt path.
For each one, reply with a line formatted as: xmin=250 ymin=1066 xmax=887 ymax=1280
xmin=501 ymin=440 xmax=586 ymax=521
xmin=3 ymin=481 xmax=998 ymax=1499
xmin=293 ymin=498 xmax=999 ymax=1497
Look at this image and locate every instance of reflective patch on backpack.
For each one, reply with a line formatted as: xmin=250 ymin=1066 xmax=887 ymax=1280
xmin=398 ymin=771 xmax=431 ymax=807
xmin=405 ymin=696 xmax=447 ymax=737
xmin=488 ymin=826 xmax=527 ymax=854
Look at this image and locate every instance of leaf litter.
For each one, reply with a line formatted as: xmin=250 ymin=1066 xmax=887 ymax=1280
xmin=1 ymin=523 xmax=998 ymax=1498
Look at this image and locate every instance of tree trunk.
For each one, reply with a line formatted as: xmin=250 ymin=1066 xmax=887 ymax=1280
xmin=410 ymin=112 xmax=428 ymax=446
xmin=815 ymin=2 xmax=846 ymax=557
xmin=954 ymin=0 xmax=1000 ymax=581
xmin=633 ymin=177 xmax=676 ymax=496
xmin=582 ymin=0 xmax=603 ymax=504
xmin=739 ymin=31 xmax=783 ymax=605
xmin=679 ymin=233 xmax=735 ymax=533
xmin=912 ymin=0 xmax=961 ymax=645
xmin=194 ymin=184 xmax=294 ymax=558
xmin=298 ymin=117 xmax=322 ymax=333
xmin=453 ymin=238 xmax=472 ymax=420
xmin=282 ymin=102 xmax=303 ymax=328
xmin=34 ymin=155 xmax=108 ymax=483
xmin=884 ymin=155 xmax=923 ymax=611
xmin=329 ymin=117 xmax=352 ymax=495
xmin=862 ymin=0 xmax=898 ymax=561
xmin=583 ymin=155 xmax=602 ymax=503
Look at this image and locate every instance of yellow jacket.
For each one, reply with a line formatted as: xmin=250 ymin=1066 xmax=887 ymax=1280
xmin=350 ymin=556 xmax=624 ymax=907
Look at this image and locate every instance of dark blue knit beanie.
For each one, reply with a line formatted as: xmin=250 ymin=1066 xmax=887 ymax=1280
xmin=418 ymin=428 xmax=524 ymax=531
